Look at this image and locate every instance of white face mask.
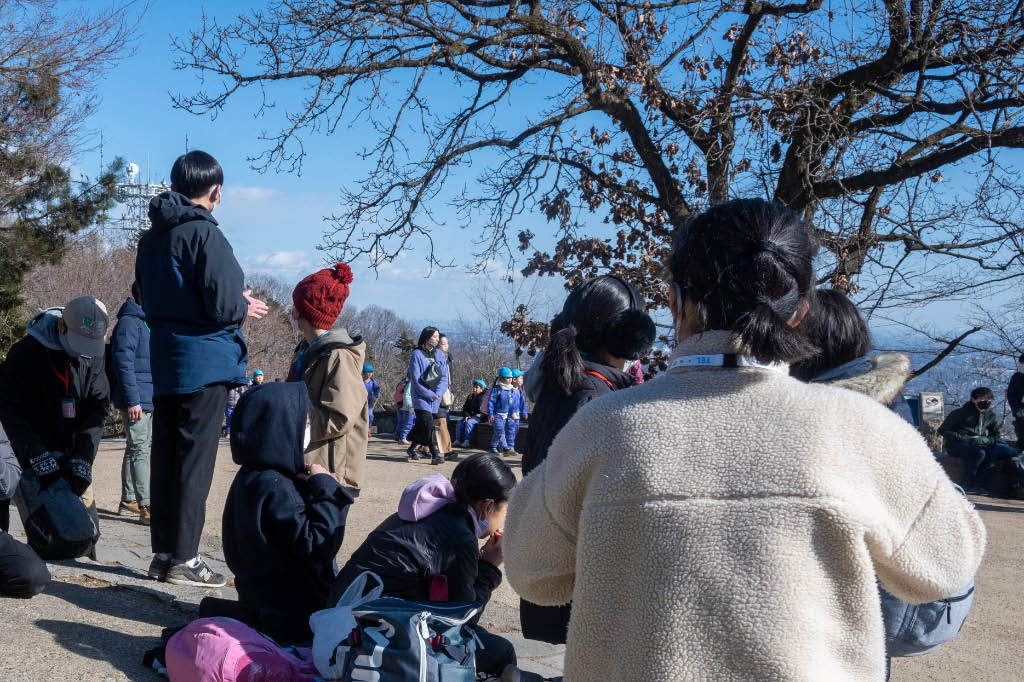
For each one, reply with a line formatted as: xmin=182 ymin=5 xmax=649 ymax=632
xmin=303 ymin=425 xmax=311 ymax=450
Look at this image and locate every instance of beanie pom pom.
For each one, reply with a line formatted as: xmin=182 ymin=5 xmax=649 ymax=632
xmin=334 ymin=262 xmax=354 ymax=285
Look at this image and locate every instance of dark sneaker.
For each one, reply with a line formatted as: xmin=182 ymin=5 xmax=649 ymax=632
xmin=407 ymin=445 xmax=421 ymax=461
xmin=430 ymin=455 xmax=444 ymax=465
xmin=166 ymin=559 xmax=227 ymax=588
xmin=964 ymin=486 xmax=991 ymax=497
xmin=445 ymin=452 xmax=460 ymax=462
xmin=147 ymin=555 xmax=171 ymax=581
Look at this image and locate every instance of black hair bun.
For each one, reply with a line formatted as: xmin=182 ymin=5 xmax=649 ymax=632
xmin=605 ymin=309 xmax=657 ymax=361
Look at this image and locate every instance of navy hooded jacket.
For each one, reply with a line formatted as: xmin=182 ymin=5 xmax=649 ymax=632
xmin=110 ymin=298 xmax=153 ymax=411
xmin=135 ymin=191 xmax=249 ymax=396
xmin=222 ymin=381 xmax=353 ymax=633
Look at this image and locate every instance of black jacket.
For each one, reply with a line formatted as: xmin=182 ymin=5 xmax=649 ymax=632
xmin=330 ymin=505 xmax=502 ymax=618
xmin=461 ymin=392 xmax=485 ymax=418
xmin=222 ymin=381 xmax=353 ymax=637
xmin=523 ymin=360 xmax=634 ymax=475
xmin=136 ymin=191 xmax=249 ymax=396
xmin=520 ymin=358 xmax=633 ymax=644
xmin=1008 ymin=372 xmax=1024 ymax=418
xmin=0 ymin=311 xmax=108 ymax=472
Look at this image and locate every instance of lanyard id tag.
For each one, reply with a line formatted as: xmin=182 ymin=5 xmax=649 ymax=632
xmin=61 ymin=398 xmax=76 ymax=419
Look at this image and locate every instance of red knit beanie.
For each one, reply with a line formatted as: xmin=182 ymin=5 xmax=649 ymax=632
xmin=292 ymin=263 xmax=354 ymax=330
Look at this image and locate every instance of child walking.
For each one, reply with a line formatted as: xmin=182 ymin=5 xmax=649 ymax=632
xmin=488 ymin=368 xmax=516 ymax=454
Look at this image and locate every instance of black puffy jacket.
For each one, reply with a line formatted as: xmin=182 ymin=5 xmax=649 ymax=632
xmin=223 ymin=381 xmax=353 ymax=638
xmin=520 ymin=358 xmax=633 ymax=644
xmin=329 ymin=505 xmax=501 ymax=617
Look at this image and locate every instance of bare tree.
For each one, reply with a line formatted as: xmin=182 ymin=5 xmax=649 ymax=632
xmin=175 ymin=0 xmax=1024 ymax=366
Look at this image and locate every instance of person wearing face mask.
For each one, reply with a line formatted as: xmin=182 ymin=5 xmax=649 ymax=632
xmin=504 ymin=199 xmax=985 ymax=682
xmin=199 ymin=382 xmax=354 ymax=644
xmin=0 ymin=296 xmax=109 ymax=547
xmin=136 ymin=150 xmax=269 ymax=588
xmin=288 ymin=263 xmax=369 ymax=500
xmin=330 ymin=453 xmax=545 ymax=682
xmin=939 ymin=386 xmax=1024 ymax=496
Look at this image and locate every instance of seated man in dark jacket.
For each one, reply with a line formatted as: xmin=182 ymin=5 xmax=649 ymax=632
xmin=199 ymin=381 xmax=354 ymax=644
xmin=939 ymin=386 xmax=1024 ymax=495
xmin=330 ymin=455 xmax=544 ymax=682
xmin=1 ymin=424 xmax=50 ymax=597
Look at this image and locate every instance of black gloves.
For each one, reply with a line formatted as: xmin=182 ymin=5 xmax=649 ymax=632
xmin=66 ymin=458 xmax=92 ymax=497
xmin=30 ymin=452 xmax=62 ymax=489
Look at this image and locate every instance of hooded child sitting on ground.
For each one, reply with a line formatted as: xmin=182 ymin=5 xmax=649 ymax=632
xmin=200 ymin=381 xmax=354 ymax=644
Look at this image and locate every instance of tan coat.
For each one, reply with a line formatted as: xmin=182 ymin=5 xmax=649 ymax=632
xmin=289 ymin=330 xmax=369 ymax=491
xmin=504 ymin=330 xmax=986 ymax=682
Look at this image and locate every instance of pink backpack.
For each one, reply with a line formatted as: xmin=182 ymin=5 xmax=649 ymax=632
xmin=166 ymin=617 xmax=318 ymax=682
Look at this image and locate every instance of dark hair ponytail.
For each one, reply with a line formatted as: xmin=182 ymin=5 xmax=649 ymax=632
xmin=668 ymin=198 xmax=818 ymax=364
xmin=542 ymin=276 xmax=656 ymax=396
xmin=450 ymin=453 xmax=516 ymax=505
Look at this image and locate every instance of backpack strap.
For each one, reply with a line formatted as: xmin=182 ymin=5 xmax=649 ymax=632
xmin=586 ymin=370 xmax=614 ymax=389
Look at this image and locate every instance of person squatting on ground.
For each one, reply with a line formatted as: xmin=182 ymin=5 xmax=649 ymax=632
xmin=488 ymin=368 xmax=518 ymax=455
xmin=0 ymin=423 xmax=50 ymax=598
xmin=330 ymin=453 xmax=544 ymax=682
xmin=110 ymin=281 xmax=154 ymax=525
xmin=456 ymin=379 xmax=488 ymax=447
xmin=199 ymin=381 xmax=354 ymax=644
xmin=0 ymin=296 xmax=110 ymax=554
xmin=406 ymin=327 xmax=449 ymax=465
xmin=516 ymin=274 xmax=656 ymax=645
xmin=939 ymin=386 xmax=1024 ymax=496
xmin=360 ymin=364 xmax=376 ymax=432
xmin=137 ymin=150 xmax=268 ymax=588
xmin=503 ymin=198 xmax=986 ymax=682
xmin=287 ymin=263 xmax=369 ymax=499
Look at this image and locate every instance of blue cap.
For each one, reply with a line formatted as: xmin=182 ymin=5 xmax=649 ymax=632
xmin=499 ymin=367 xmax=513 ymax=379
xmin=473 ymin=379 xmax=487 ymax=389
xmin=511 ymin=369 xmax=523 ymax=378
xmin=253 ymin=369 xmax=264 ymax=376
xmin=363 ymin=364 xmax=374 ymax=372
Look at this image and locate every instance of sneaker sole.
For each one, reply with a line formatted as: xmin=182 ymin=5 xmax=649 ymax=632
xmin=166 ymin=575 xmax=227 ymax=588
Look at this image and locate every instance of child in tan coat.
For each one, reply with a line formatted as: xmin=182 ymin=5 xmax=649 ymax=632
xmin=287 ymin=263 xmax=369 ymax=497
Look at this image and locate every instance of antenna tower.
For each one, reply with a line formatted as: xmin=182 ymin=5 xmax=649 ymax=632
xmin=114 ymin=161 xmax=169 ymax=235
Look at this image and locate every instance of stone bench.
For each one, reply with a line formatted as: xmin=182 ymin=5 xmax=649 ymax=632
xmin=935 ymin=453 xmax=1020 ymax=498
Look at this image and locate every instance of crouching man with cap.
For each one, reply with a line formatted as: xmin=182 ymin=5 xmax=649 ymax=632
xmin=0 ymin=296 xmax=110 ymax=544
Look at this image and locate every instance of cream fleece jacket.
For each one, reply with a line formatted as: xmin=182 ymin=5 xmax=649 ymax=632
xmin=504 ymin=331 xmax=986 ymax=682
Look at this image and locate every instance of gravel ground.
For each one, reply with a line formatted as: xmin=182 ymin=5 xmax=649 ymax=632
xmin=1 ymin=436 xmax=1021 ymax=681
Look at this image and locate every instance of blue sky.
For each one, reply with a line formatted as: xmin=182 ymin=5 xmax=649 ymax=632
xmin=73 ymin=0 xmax=567 ymax=322
xmin=70 ymin=1 xmax=1022 ymax=336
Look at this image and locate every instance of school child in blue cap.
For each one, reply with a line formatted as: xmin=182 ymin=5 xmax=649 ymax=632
xmin=487 ymin=368 xmax=516 ymax=454
xmin=457 ymin=379 xmax=488 ymax=447
xmin=505 ymin=369 xmax=528 ymax=455
xmin=362 ymin=364 xmax=379 ymax=434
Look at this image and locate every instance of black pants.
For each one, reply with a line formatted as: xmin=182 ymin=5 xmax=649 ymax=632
xmin=199 ymin=596 xmax=314 ymax=646
xmin=0 ymin=530 xmax=50 ymax=598
xmin=474 ymin=626 xmax=516 ymax=676
xmin=411 ymin=409 xmax=439 ymax=454
xmin=151 ymin=384 xmax=228 ymax=563
xmin=1014 ymin=419 xmax=1024 ymax=450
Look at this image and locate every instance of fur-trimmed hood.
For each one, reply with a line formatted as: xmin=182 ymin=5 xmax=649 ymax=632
xmin=812 ymin=352 xmax=911 ymax=407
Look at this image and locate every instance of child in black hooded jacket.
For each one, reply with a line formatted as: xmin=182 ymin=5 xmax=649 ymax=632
xmin=199 ymin=381 xmax=353 ymax=644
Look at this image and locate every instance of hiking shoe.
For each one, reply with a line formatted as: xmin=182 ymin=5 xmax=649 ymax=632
xmin=166 ymin=559 xmax=227 ymax=588
xmin=444 ymin=452 xmax=461 ymax=463
xmin=119 ymin=499 xmax=141 ymax=516
xmin=407 ymin=445 xmax=421 ymax=461
xmin=430 ymin=455 xmax=444 ymax=465
xmin=490 ymin=448 xmax=500 ymax=454
xmin=503 ymin=448 xmax=517 ymax=457
xmin=147 ymin=555 xmax=171 ymax=581
xmin=139 ymin=505 xmax=151 ymax=526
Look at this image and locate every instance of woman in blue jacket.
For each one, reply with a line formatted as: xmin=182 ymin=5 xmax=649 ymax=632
xmin=406 ymin=327 xmax=449 ymax=465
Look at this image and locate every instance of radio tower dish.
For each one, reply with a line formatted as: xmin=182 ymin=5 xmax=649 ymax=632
xmin=114 ymin=161 xmax=169 ymax=235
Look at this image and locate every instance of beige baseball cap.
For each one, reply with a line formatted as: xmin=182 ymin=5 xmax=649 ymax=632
xmin=62 ymin=296 xmax=109 ymax=358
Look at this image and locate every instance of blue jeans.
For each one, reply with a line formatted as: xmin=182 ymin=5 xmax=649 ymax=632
xmin=397 ymin=410 xmax=416 ymax=440
xmin=121 ymin=410 xmax=152 ymax=505
xmin=457 ymin=417 xmax=479 ymax=444
xmin=947 ymin=440 xmax=1020 ymax=488
xmin=491 ymin=414 xmax=508 ymax=450
xmin=506 ymin=416 xmax=520 ymax=452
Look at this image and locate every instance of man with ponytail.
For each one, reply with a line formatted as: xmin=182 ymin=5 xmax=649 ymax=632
xmin=505 ymin=199 xmax=985 ymax=682
xmin=288 ymin=263 xmax=369 ymax=498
